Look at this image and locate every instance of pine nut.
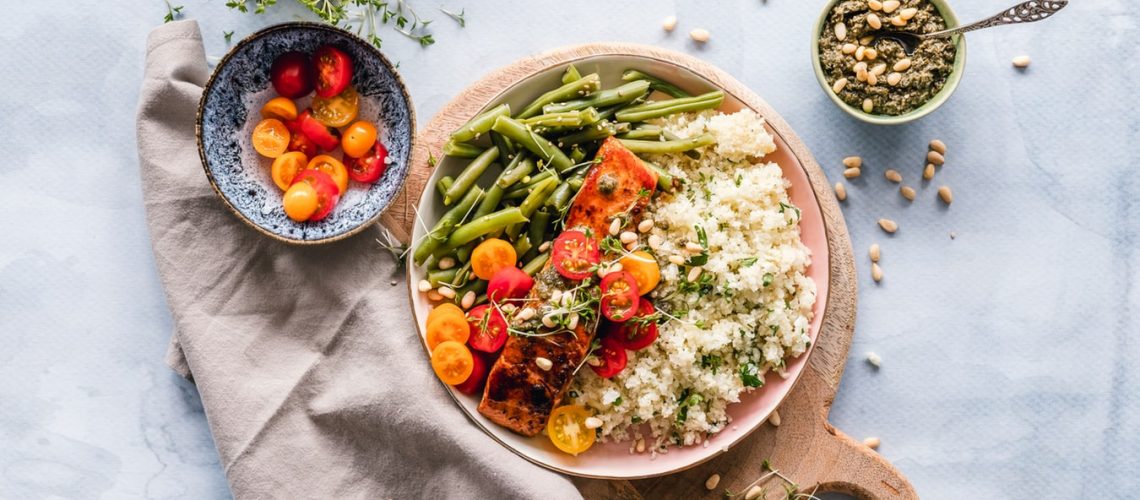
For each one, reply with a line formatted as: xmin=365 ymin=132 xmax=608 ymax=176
xmin=893 ymin=58 xmax=912 ymax=72
xmin=746 ymin=486 xmax=765 ymax=500
xmin=768 ymin=409 xmax=782 ymax=427
xmin=899 ymin=7 xmax=918 ymax=20
xmin=417 ymin=279 xmax=432 ymax=292
xmin=437 ymin=256 xmax=456 ymax=270
xmin=685 ymin=241 xmax=704 ymax=253
xmin=549 ymin=290 xmax=562 ymax=304
xmin=687 ymin=266 xmax=703 ymax=282
xmin=855 ymin=45 xmax=866 ymax=61
xmin=668 ymin=255 xmax=685 ymax=266
xmin=501 ymin=303 xmax=517 ymax=313
xmin=568 ymin=313 xmax=580 ymax=330
xmin=832 ymin=77 xmax=849 ymax=93
xmin=869 ymin=243 xmax=881 ymax=262
xmin=924 ymin=163 xmax=936 ymax=180
xmin=690 ymin=28 xmax=710 ymax=43
xmin=864 ymin=436 xmax=882 ymax=449
xmin=842 ymin=43 xmax=858 ymax=54
xmin=834 ymin=182 xmax=847 ymax=201
xmin=516 ymin=308 xmax=535 ymax=321
xmin=538 ymin=241 xmax=551 ymax=252
xmin=867 ymin=72 xmax=879 ymax=86
xmin=636 ymin=438 xmax=646 ymax=453
xmin=541 ymin=314 xmax=557 ymax=328
xmin=929 ymin=139 xmax=947 ymax=154
xmin=938 ymin=185 xmax=954 ymax=205
xmin=437 ymin=286 xmax=456 ymax=299
xmin=871 ymin=262 xmax=883 ymax=282
xmin=461 ymin=291 xmax=476 ymax=309
xmin=856 ymin=68 xmax=869 ymax=82
xmin=867 ymin=13 xmax=882 ymax=29
xmin=535 ymin=357 xmax=553 ymax=371
xmin=648 ymin=234 xmax=664 ymax=248
xmin=884 ymin=169 xmax=902 ymax=183
xmin=834 ymin=22 xmax=848 ymax=41
xmin=900 ymin=185 xmax=916 ymax=201
xmin=863 ymin=98 xmax=874 ymax=113
xmin=882 ymin=0 xmax=900 ymax=13
xmin=860 ymin=35 xmax=876 ymax=46
xmin=887 ymin=72 xmax=902 ymax=86
xmin=1012 ymin=55 xmax=1031 ymax=68
xmin=890 ymin=16 xmax=906 ymax=26
xmin=878 ymin=218 xmax=898 ymax=233
xmin=865 ymin=48 xmax=878 ymax=60
xmin=853 ymin=61 xmax=868 ymax=74
xmin=705 ymin=473 xmax=721 ymax=490
xmin=587 ymin=357 xmax=602 ymax=367
xmin=868 ymin=0 xmax=883 ymax=10
xmin=426 ymin=289 xmax=443 ymax=301
xmin=662 ymin=15 xmax=677 ymax=32
xmin=867 ymin=351 xmax=882 ymax=367
xmin=844 ymin=167 xmax=862 ymax=179
xmin=870 ymin=63 xmax=887 ymax=76
xmin=620 ymin=231 xmax=638 ymax=244
xmin=843 ymin=156 xmax=863 ymax=168
xmin=585 ymin=416 xmax=604 ymax=429
xmin=561 ymin=292 xmax=575 ymax=307
xmin=638 ymin=219 xmax=654 ymax=233
xmin=927 ymin=150 xmax=945 ymax=166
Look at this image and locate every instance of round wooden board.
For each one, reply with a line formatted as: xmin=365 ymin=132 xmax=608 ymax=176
xmin=381 ymin=43 xmax=917 ymax=499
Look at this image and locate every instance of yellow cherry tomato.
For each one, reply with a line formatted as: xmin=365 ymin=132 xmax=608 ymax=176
xmin=270 ymin=151 xmax=308 ymax=191
xmin=619 ymin=250 xmax=661 ymax=295
xmin=311 ymin=86 xmax=359 ymax=128
xmin=282 ymin=181 xmax=319 ymax=221
xmin=431 ymin=341 xmax=474 ymax=385
xmin=471 ymin=238 xmax=518 ymax=280
xmin=426 ymin=312 xmax=470 ymax=351
xmin=546 ymin=405 xmax=596 ymax=456
xmin=427 ymin=303 xmax=465 ymax=327
xmin=260 ymin=96 xmax=298 ymax=122
xmin=252 ymin=118 xmax=290 ymax=158
xmin=306 ymin=155 xmax=349 ymax=194
xmin=341 ymin=120 xmax=379 ymax=158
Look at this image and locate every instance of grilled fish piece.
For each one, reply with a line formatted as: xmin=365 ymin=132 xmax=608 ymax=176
xmin=478 ymin=138 xmax=657 ymax=436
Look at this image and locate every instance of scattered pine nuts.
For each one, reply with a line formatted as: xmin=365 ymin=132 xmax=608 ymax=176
xmin=884 ymin=169 xmax=902 ymax=183
xmin=685 ymin=241 xmax=704 ymax=253
xmin=426 ymin=289 xmax=443 ymax=301
xmin=871 ymin=262 xmax=883 ymax=282
xmin=437 ymin=256 xmax=456 ymax=270
xmin=417 ymin=279 xmax=432 ymax=293
xmin=867 ymin=13 xmax=882 ymax=29
xmin=567 ymin=312 xmax=580 ymax=330
xmin=437 ymin=286 xmax=456 ymax=299
xmin=866 ymin=351 xmax=882 ymax=367
xmin=585 ymin=416 xmax=604 ymax=429
xmin=887 ymin=72 xmax=902 ymax=86
xmin=929 ymin=139 xmax=947 ymax=155
xmin=516 ymin=307 xmax=536 ymax=321
xmin=893 ymin=58 xmax=912 ymax=72
xmin=853 ymin=61 xmax=869 ymax=74
xmin=619 ymin=231 xmax=638 ymax=244
xmin=834 ymin=22 xmax=848 ymax=41
xmin=938 ymin=185 xmax=954 ymax=205
xmin=636 ymin=438 xmax=646 ymax=453
xmin=855 ymin=45 xmax=866 ymax=61
xmin=538 ymin=241 xmax=551 ymax=252
xmin=869 ymin=243 xmax=881 ymax=262
xmin=690 ymin=28 xmax=710 ymax=43
xmin=638 ymin=219 xmax=654 ymax=233
xmin=863 ymin=98 xmax=874 ymax=113
xmin=860 ymin=35 xmax=876 ymax=46
xmin=1012 ymin=55 xmax=1031 ymax=68
xmin=842 ymin=43 xmax=858 ymax=55
xmin=864 ymin=436 xmax=882 ymax=449
xmin=662 ymin=15 xmax=678 ymax=32
xmin=705 ymin=473 xmax=721 ymax=491
xmin=843 ymin=156 xmax=863 ymax=169
xmin=648 ymin=234 xmax=664 ymax=249
xmin=746 ymin=486 xmax=765 ymax=500
xmin=868 ymin=0 xmax=883 ymax=10
xmin=867 ymin=72 xmax=879 ymax=86
xmin=461 ymin=291 xmax=476 ymax=309
xmin=609 ymin=218 xmax=622 ymax=236
xmin=865 ymin=48 xmax=878 ymax=60
xmin=900 ymin=185 xmax=916 ymax=201
xmin=844 ymin=167 xmax=862 ymax=179
xmin=923 ymin=163 xmax=936 ymax=180
xmin=834 ymin=182 xmax=848 ymax=201
xmin=768 ymin=409 xmax=782 ymax=427
xmin=882 ymin=0 xmax=900 ymax=13
xmin=927 ymin=150 xmax=945 ymax=166
xmin=899 ymin=7 xmax=918 ymax=20
xmin=541 ymin=314 xmax=557 ymax=328
xmin=889 ymin=15 xmax=907 ymax=27
xmin=687 ymin=266 xmax=703 ymax=283
xmin=832 ymin=77 xmax=849 ymax=94
xmin=668 ymin=255 xmax=686 ymax=266
xmin=870 ymin=63 xmax=887 ymax=76
xmin=878 ymin=218 xmax=898 ymax=233
xmin=535 ymin=357 xmax=553 ymax=371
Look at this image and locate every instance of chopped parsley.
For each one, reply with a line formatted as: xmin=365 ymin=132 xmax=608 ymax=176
xmin=739 ymin=256 xmax=759 ymax=267
xmin=612 ymin=396 xmax=623 ymax=407
xmin=700 ymin=354 xmax=723 ymax=373
xmin=740 ymin=362 xmax=764 ymax=387
xmin=762 ymin=273 xmax=774 ymax=287
xmin=685 ymin=225 xmax=709 ymax=266
xmin=674 ymin=388 xmax=704 ymax=426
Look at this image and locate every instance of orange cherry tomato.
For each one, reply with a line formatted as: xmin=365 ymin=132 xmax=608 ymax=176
xmin=427 ymin=303 xmax=466 ymax=327
xmin=252 ymin=118 xmax=290 ymax=158
xmin=260 ymin=97 xmax=298 ymax=122
xmin=546 ymin=405 xmax=597 ymax=456
xmin=341 ymin=120 xmax=378 ymax=158
xmin=619 ymin=251 xmax=661 ymax=295
xmin=426 ymin=311 xmax=470 ymax=351
xmin=431 ymin=340 xmax=474 ymax=385
xmin=270 ymin=151 xmax=308 ymax=191
xmin=311 ymin=86 xmax=359 ymax=128
xmin=306 ymin=155 xmax=348 ymax=194
xmin=471 ymin=238 xmax=518 ymax=280
xmin=282 ymin=181 xmax=319 ymax=221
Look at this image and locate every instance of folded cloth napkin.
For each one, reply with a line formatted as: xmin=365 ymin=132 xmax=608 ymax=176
xmin=136 ymin=20 xmax=580 ymax=499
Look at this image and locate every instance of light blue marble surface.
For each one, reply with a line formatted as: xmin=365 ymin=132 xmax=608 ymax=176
xmin=2 ymin=1 xmax=1136 ymax=498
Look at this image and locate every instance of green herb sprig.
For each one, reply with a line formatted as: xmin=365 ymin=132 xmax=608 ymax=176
xmin=163 ymin=1 xmax=184 ymax=23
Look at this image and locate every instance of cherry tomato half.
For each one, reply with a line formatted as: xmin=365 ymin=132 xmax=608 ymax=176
xmin=607 ymin=298 xmax=658 ymax=350
xmin=431 ymin=340 xmax=474 ymax=386
xmin=343 ymin=141 xmax=388 ymax=184
xmin=313 ymin=45 xmax=353 ymax=98
xmin=285 ymin=111 xmax=319 ymax=157
xmin=453 ymin=350 xmax=489 ymax=395
xmin=427 ymin=310 xmax=470 ymax=351
xmin=471 ymin=238 xmax=517 ymax=281
xmin=260 ymin=96 xmax=298 ymax=122
xmin=271 ymin=151 xmax=308 ymax=191
xmin=466 ymin=304 xmax=508 ymax=353
xmin=487 ymin=266 xmax=534 ymax=303
xmin=341 ymin=120 xmax=378 ymax=158
xmin=589 ymin=337 xmax=627 ymax=379
xmin=311 ymin=86 xmax=359 ymax=128
xmin=551 ymin=230 xmax=601 ymax=280
xmin=270 ymin=51 xmax=314 ymax=99
xmin=546 ymin=405 xmax=597 ymax=456
xmin=290 ymin=169 xmax=340 ymax=221
xmin=620 ymin=250 xmax=660 ymax=295
xmin=306 ymin=155 xmax=349 ymax=195
xmin=282 ymin=180 xmax=319 ymax=222
xmin=599 ymin=271 xmax=640 ymax=322
xmin=251 ymin=118 xmax=290 ymax=158
xmin=299 ymin=110 xmax=342 ymax=151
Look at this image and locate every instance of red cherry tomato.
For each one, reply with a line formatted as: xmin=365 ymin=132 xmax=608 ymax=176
xmin=590 ymin=337 xmax=627 ymax=379
xmin=313 ymin=45 xmax=353 ymax=98
xmin=285 ymin=113 xmax=319 ymax=157
xmin=551 ymin=230 xmax=601 ymax=280
xmin=270 ymin=51 xmax=315 ymax=99
xmin=343 ymin=142 xmax=388 ymax=183
xmin=299 ymin=110 xmax=341 ymax=151
xmin=454 ymin=350 xmax=489 ymax=395
xmin=466 ymin=304 xmax=508 ymax=353
xmin=607 ymin=298 xmax=658 ymax=350
xmin=290 ymin=170 xmax=340 ymax=221
xmin=487 ymin=267 xmax=534 ymax=303
xmin=599 ymin=271 xmax=640 ymax=322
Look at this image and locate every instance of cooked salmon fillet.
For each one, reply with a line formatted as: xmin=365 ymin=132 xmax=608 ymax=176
xmin=478 ymin=138 xmax=657 ymax=436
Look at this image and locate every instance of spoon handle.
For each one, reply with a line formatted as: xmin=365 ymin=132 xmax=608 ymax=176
xmin=927 ymin=0 xmax=1068 ymax=38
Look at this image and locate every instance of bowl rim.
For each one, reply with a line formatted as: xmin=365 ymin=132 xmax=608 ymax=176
xmin=810 ymin=0 xmax=967 ymax=125
xmin=195 ymin=21 xmax=417 ymax=245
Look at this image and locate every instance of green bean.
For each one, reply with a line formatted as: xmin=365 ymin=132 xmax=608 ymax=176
xmin=620 ymin=126 xmax=699 ymax=159
xmin=491 ymin=116 xmax=574 ymax=173
xmin=618 ymin=129 xmax=664 ymax=140
xmin=615 ymin=91 xmax=725 ymax=123
xmin=561 ymin=64 xmax=581 ymax=84
xmin=516 ymin=74 xmax=601 ymax=119
xmin=442 ymin=140 xmax=484 ymax=158
xmin=621 ymin=69 xmax=691 ymax=98
xmin=513 ymin=234 xmax=532 ymax=256
xmin=456 ymin=242 xmax=476 ymax=263
xmin=457 ymin=278 xmax=487 ymax=303
xmin=436 ymin=207 xmax=528 ymax=256
xmin=619 ymin=133 xmax=716 ymax=154
xmin=569 ymin=145 xmax=586 ymax=163
xmin=435 ymin=176 xmax=454 ymax=198
xmin=504 ymin=170 xmax=557 ymax=199
xmin=502 ymin=188 xmax=529 ymax=201
xmin=542 ymin=80 xmax=651 ymax=114
xmin=545 ymin=182 xmax=573 ymax=212
xmin=428 ymin=268 xmax=459 ymax=287
xmin=568 ymin=176 xmax=584 ymax=191
xmin=450 ymin=103 xmax=510 ymax=143
xmin=473 ymin=184 xmax=504 ymax=220
xmin=443 ymin=146 xmax=499 ymax=205
xmin=520 ymin=107 xmax=601 ymax=128
xmin=490 ymin=131 xmax=516 ymax=159
xmin=413 ymin=186 xmax=483 ymax=265
xmin=522 ymin=252 xmax=550 ymax=276
xmin=645 ymin=161 xmax=676 ymax=192
xmin=451 ymin=261 xmax=473 ymax=287
xmin=558 ymin=121 xmax=630 ymax=145
xmin=508 ymin=177 xmax=559 ymax=239
xmin=527 ymin=209 xmax=553 ymax=258
xmin=496 ymin=156 xmax=535 ymax=189
xmin=663 ymin=129 xmax=702 ymax=159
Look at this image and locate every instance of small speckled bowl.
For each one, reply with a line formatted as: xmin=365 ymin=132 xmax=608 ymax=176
xmin=197 ymin=22 xmax=415 ymax=244
xmin=811 ymin=0 xmax=966 ymax=125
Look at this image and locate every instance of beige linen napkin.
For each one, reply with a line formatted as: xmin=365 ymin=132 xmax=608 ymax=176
xmin=136 ymin=20 xmax=580 ymax=499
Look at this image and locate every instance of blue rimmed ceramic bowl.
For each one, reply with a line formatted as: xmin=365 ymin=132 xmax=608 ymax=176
xmin=197 ymin=22 xmax=415 ymax=244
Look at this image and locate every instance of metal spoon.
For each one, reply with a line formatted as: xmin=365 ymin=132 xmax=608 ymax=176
xmin=869 ymin=0 xmax=1067 ymax=55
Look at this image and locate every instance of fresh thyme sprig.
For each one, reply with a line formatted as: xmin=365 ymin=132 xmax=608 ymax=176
xmin=439 ymin=6 xmax=465 ymax=27
xmin=223 ymin=31 xmax=235 ymax=43
xmin=163 ymin=1 xmax=184 ymax=23
xmin=225 ymin=0 xmax=451 ymax=48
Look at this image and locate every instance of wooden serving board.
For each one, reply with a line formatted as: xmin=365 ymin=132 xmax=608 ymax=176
xmin=381 ymin=43 xmax=917 ymax=499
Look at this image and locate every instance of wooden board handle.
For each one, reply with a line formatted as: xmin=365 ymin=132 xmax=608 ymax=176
xmin=806 ymin=427 xmax=918 ymax=499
